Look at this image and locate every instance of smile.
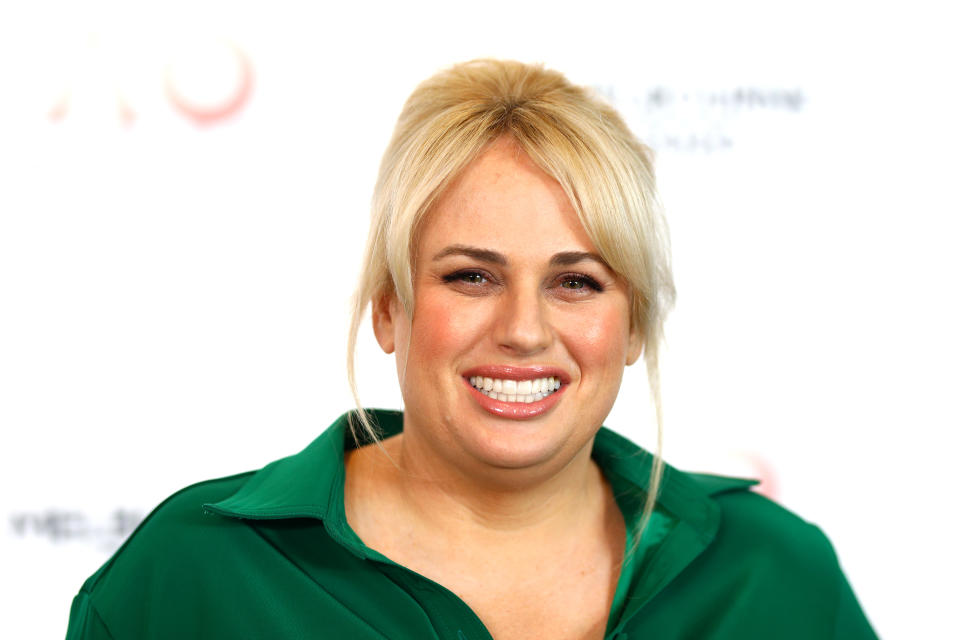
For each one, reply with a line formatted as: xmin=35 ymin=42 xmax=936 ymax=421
xmin=461 ymin=365 xmax=568 ymax=419
xmin=468 ymin=376 xmax=561 ymax=403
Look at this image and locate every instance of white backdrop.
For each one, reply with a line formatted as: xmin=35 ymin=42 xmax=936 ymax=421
xmin=1 ymin=1 xmax=957 ymax=637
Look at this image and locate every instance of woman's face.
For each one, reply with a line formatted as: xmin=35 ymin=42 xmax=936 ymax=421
xmin=374 ymin=137 xmax=642 ymax=477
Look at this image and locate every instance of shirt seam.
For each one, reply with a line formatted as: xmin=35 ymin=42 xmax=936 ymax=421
xmin=371 ymin=565 xmax=474 ymax=640
xmin=82 ymin=589 xmax=119 ymax=640
xmin=246 ymin=521 xmax=393 ymax=640
xmin=822 ymin=524 xmax=844 ymax=639
xmin=206 ymin=505 xmax=326 ymax=519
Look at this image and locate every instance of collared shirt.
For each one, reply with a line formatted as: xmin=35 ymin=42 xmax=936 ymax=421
xmin=66 ymin=409 xmax=877 ymax=639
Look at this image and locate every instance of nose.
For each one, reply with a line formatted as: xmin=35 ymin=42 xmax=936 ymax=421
xmin=494 ymin=283 xmax=552 ymax=356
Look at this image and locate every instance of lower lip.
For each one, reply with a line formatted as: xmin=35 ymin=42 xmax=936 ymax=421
xmin=463 ymin=379 xmax=566 ymax=419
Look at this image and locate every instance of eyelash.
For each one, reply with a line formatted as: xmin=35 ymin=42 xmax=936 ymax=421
xmin=559 ymin=273 xmax=605 ymax=292
xmin=443 ymin=270 xmax=492 ymax=286
xmin=441 ymin=270 xmax=605 ymax=293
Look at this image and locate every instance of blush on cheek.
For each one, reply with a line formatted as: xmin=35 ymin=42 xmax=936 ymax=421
xmin=410 ymin=298 xmax=478 ymax=362
xmin=567 ymin=309 xmax=631 ymax=362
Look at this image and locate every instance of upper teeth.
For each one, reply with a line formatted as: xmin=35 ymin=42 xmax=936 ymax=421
xmin=468 ymin=376 xmax=561 ymax=403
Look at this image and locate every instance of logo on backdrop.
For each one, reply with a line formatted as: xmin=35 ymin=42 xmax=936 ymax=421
xmin=45 ymin=34 xmax=253 ymax=127
xmin=596 ymin=85 xmax=805 ymax=153
xmin=9 ymin=508 xmax=144 ymax=551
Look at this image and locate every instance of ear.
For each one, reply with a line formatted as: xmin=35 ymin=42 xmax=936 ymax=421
xmin=371 ymin=289 xmax=399 ymax=354
xmin=626 ymin=327 xmax=644 ymax=366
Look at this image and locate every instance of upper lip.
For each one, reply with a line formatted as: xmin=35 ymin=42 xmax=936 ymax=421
xmin=462 ymin=365 xmax=570 ymax=384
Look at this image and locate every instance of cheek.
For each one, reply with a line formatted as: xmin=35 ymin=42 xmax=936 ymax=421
xmin=560 ymin=306 xmax=632 ymax=377
xmin=407 ymin=294 xmax=482 ymax=368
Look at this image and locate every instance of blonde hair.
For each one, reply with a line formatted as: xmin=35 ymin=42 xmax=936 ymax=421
xmin=347 ymin=59 xmax=675 ymax=530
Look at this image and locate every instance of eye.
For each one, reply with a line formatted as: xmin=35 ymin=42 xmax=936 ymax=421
xmin=441 ymin=269 xmax=497 ymax=293
xmin=558 ymin=273 xmax=604 ymax=292
xmin=458 ymin=271 xmax=486 ymax=285
xmin=443 ymin=269 xmax=488 ymax=285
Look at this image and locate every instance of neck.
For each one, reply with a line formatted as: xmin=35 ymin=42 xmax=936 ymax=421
xmin=373 ymin=428 xmax=606 ymax=540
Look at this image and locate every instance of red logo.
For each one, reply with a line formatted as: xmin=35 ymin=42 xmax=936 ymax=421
xmin=46 ymin=34 xmax=253 ymax=127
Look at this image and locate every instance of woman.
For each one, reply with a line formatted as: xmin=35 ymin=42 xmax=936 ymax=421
xmin=67 ymin=60 xmax=877 ymax=639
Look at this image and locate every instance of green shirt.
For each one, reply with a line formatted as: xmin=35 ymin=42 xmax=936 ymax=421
xmin=66 ymin=409 xmax=877 ymax=639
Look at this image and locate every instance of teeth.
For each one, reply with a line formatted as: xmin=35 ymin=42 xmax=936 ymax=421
xmin=468 ymin=375 xmax=562 ymax=403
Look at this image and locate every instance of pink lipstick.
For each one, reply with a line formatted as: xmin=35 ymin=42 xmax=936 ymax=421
xmin=461 ymin=365 xmax=569 ymax=419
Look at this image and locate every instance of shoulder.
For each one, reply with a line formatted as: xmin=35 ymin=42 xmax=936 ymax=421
xmin=658 ymin=472 xmax=858 ymax=636
xmin=710 ymin=480 xmax=835 ymax=567
xmin=683 ymin=471 xmax=839 ymax=577
xmin=70 ymin=472 xmax=259 ymax=638
xmin=88 ymin=471 xmax=256 ymax=586
xmin=635 ymin=474 xmax=879 ymax=638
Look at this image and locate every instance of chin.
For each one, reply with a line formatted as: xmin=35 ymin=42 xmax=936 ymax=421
xmin=455 ymin=418 xmax=579 ymax=472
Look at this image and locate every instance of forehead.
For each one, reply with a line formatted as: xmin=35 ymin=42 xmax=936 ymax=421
xmin=418 ymin=138 xmax=596 ymax=259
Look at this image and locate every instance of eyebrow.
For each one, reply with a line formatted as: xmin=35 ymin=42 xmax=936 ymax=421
xmin=549 ymin=251 xmax=607 ymax=267
xmin=432 ymin=245 xmax=507 ymax=265
xmin=431 ymin=245 xmax=607 ymax=268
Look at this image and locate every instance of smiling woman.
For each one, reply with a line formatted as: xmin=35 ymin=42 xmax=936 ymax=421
xmin=365 ymin=137 xmax=641 ymax=476
xmin=66 ymin=60 xmax=878 ymax=640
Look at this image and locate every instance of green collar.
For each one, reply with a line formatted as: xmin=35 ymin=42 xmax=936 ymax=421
xmin=204 ymin=409 xmax=757 ymax=629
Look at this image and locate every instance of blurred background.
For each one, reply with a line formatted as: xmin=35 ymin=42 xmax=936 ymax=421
xmin=1 ymin=0 xmax=957 ymax=637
